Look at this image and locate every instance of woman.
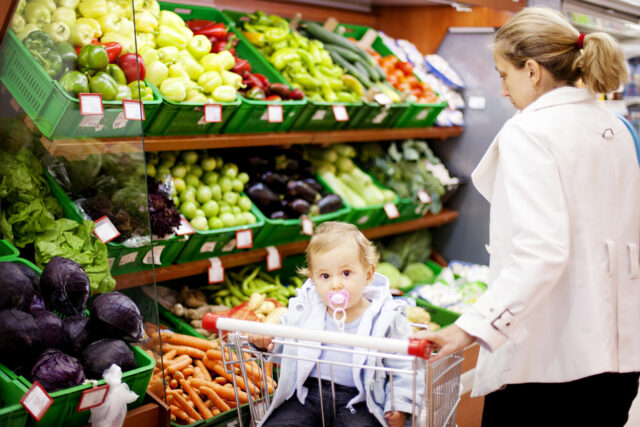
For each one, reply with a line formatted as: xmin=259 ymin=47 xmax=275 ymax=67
xmin=414 ymin=7 xmax=640 ymax=426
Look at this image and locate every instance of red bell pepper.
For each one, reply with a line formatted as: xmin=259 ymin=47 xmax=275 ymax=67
xmin=243 ymin=73 xmax=266 ymax=90
xmin=253 ymin=73 xmax=269 ymax=88
xmin=289 ymin=88 xmax=305 ymax=100
xmin=117 ymin=53 xmax=146 ymax=83
xmin=102 ymin=42 xmax=122 ymax=63
xmin=265 ymin=94 xmax=281 ymax=101
xmin=231 ymin=58 xmax=251 ymax=75
xmin=186 ymin=19 xmax=217 ymax=32
xmin=194 ymin=23 xmax=227 ymax=40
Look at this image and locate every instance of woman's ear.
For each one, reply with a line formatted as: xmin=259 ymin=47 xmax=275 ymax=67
xmin=525 ymin=59 xmax=542 ymax=85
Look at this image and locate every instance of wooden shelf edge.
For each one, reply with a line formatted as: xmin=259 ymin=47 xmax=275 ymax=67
xmin=114 ymin=209 xmax=458 ymax=290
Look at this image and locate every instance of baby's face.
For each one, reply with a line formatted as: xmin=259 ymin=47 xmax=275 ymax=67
xmin=309 ymin=241 xmax=374 ymax=310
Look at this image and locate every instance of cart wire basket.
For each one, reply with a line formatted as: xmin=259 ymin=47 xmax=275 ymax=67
xmin=202 ymin=314 xmax=463 ymax=427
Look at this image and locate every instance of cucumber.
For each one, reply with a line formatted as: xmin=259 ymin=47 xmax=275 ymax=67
xmin=322 ymin=43 xmax=361 ymax=62
xmin=304 ymin=21 xmax=370 ymax=61
xmin=354 ymin=60 xmax=378 ymax=84
xmin=327 ymin=48 xmax=372 ymax=88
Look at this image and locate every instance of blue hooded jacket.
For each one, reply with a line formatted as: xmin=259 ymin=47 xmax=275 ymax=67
xmin=259 ymin=273 xmax=423 ymax=426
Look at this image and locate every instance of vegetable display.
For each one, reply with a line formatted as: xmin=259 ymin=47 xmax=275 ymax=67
xmin=370 ymin=51 xmax=439 ymax=104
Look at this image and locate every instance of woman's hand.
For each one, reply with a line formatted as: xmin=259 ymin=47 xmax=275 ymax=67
xmin=248 ymin=334 xmax=274 ymax=351
xmin=412 ymin=324 xmax=475 ymax=362
xmin=385 ymin=411 xmax=407 ymax=427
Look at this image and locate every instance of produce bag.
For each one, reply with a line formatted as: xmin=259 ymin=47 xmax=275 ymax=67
xmin=89 ymin=364 xmax=138 ymax=427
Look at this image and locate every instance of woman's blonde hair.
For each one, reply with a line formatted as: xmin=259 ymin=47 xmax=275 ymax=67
xmin=493 ymin=7 xmax=628 ymax=93
xmin=298 ymin=221 xmax=379 ymax=276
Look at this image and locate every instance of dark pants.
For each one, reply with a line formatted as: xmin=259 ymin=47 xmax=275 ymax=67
xmin=482 ymin=372 xmax=640 ymax=427
xmin=262 ymin=378 xmax=382 ymax=427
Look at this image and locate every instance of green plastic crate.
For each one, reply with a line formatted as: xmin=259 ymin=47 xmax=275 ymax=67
xmin=0 ymin=361 xmax=29 ymax=427
xmin=0 ymin=239 xmax=20 ymax=262
xmin=176 ymin=203 xmax=266 ymax=263
xmin=333 ymin=22 xmax=446 ymax=129
xmin=159 ymin=3 xmax=307 ymax=134
xmin=43 ymin=171 xmax=188 ymax=276
xmin=0 ymin=31 xmax=162 ymax=139
xmin=412 ymin=260 xmax=460 ymax=327
xmin=223 ymin=10 xmax=364 ymax=132
xmin=159 ymin=304 xmax=208 ymax=339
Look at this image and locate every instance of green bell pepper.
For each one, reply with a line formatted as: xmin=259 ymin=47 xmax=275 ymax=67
xmin=23 ymin=31 xmax=63 ymax=79
xmin=78 ymin=44 xmax=109 ymax=74
xmin=56 ymin=41 xmax=77 ymax=70
xmin=116 ymin=84 xmax=132 ymax=100
xmin=89 ymin=71 xmax=118 ymax=100
xmin=128 ymin=80 xmax=154 ymax=101
xmin=59 ymin=70 xmax=89 ymax=96
xmin=106 ymin=64 xmax=127 ymax=86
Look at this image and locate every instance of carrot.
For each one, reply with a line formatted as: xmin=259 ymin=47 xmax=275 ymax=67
xmin=206 ymin=349 xmax=223 ymax=361
xmin=204 ymin=399 xmax=214 ymax=409
xmin=225 ymin=399 xmax=237 ymax=408
xmin=170 ymin=405 xmax=191 ymax=423
xmin=168 ymin=390 xmax=201 ymax=421
xmin=193 ymin=366 xmax=204 ymax=379
xmin=189 ymin=378 xmax=249 ymax=403
xmin=181 ymin=379 xmax=214 ymax=420
xmin=182 ymin=366 xmax=194 ymax=376
xmin=173 ymin=371 xmax=185 ymax=381
xmin=167 ymin=356 xmax=192 ymax=374
xmin=213 ymin=408 xmax=221 ymax=416
xmin=169 ymin=379 xmax=179 ymax=389
xmin=162 ymin=349 xmax=178 ymax=363
xmin=163 ymin=343 xmax=206 ymax=359
xmin=195 ymin=360 xmax=212 ymax=382
xmin=161 ymin=331 xmax=218 ymax=351
xmin=207 ymin=359 xmax=259 ymax=396
xmin=214 ymin=376 xmax=227 ymax=385
xmin=200 ymin=386 xmax=231 ymax=412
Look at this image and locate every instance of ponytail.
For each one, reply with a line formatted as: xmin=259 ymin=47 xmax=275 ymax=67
xmin=494 ymin=7 xmax=628 ymax=94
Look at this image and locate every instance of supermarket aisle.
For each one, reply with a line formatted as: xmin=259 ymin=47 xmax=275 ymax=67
xmin=628 ymin=388 xmax=640 ymax=427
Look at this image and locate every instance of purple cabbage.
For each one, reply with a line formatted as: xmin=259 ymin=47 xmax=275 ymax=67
xmin=0 ymin=262 xmax=35 ymax=311
xmin=29 ymin=293 xmax=47 ymax=314
xmin=89 ymin=292 xmax=143 ymax=342
xmin=40 ymin=257 xmax=90 ymax=317
xmin=0 ymin=309 xmax=41 ymax=352
xmin=31 ymin=349 xmax=86 ymax=392
xmin=82 ymin=339 xmax=137 ymax=379
xmin=33 ymin=311 xmax=66 ymax=349
xmin=63 ymin=316 xmax=90 ymax=354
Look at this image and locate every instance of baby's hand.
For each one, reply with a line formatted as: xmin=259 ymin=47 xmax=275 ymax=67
xmin=384 ymin=411 xmax=407 ymax=427
xmin=248 ymin=334 xmax=274 ymax=351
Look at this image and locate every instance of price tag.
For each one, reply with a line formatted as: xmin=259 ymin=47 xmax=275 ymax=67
xmin=77 ymin=384 xmax=109 ymax=412
xmin=311 ymin=109 xmax=327 ymax=121
xmin=236 ymin=229 xmax=253 ymax=249
xmin=267 ymin=104 xmax=283 ymax=123
xmin=301 ymin=216 xmax=314 ymax=236
xmin=119 ymin=251 xmax=137 ymax=266
xmin=374 ymin=93 xmax=392 ymax=105
xmin=93 ymin=216 xmax=120 ymax=244
xmin=332 ymin=104 xmax=349 ymax=122
xmin=384 ymin=203 xmax=400 ymax=219
xmin=21 ymin=382 xmax=53 ymax=421
xmin=204 ymin=103 xmax=222 ymax=123
xmin=122 ymin=99 xmax=145 ymax=121
xmin=418 ymin=190 xmax=432 ymax=204
xmin=143 ymin=246 xmax=164 ymax=265
xmin=200 ymin=241 xmax=216 ymax=254
xmin=79 ymin=93 xmax=104 ymax=116
xmin=208 ymin=257 xmax=224 ymax=284
xmin=222 ymin=238 xmax=236 ymax=252
xmin=175 ymin=216 xmax=195 ymax=236
xmin=266 ymin=246 xmax=282 ymax=271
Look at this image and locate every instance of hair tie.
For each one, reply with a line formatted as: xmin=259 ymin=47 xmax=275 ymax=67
xmin=577 ymin=33 xmax=585 ymax=50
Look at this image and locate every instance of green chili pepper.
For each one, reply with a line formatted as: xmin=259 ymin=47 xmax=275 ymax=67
xmin=78 ymin=44 xmax=109 ymax=74
xmin=106 ymin=63 xmax=127 ymax=86
xmin=265 ymin=27 xmax=288 ymax=43
xmin=55 ymin=41 xmax=77 ymax=70
xmin=89 ymin=71 xmax=118 ymax=100
xmin=59 ymin=70 xmax=89 ymax=96
xmin=292 ymin=72 xmax=320 ymax=89
xmin=270 ymin=48 xmax=299 ymax=70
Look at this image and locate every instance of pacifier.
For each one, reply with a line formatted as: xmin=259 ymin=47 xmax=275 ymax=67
xmin=327 ymin=290 xmax=350 ymax=331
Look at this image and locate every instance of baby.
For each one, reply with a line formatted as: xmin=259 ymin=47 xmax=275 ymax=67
xmin=250 ymin=221 xmax=417 ymax=427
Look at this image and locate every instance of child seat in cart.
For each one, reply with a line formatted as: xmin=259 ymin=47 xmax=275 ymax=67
xmin=203 ymin=314 xmax=463 ymax=427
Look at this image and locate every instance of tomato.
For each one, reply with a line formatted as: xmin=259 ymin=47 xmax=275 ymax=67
xmin=397 ymin=61 xmax=414 ymax=76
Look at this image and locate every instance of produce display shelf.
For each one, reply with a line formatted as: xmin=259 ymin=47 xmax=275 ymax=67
xmin=114 ymin=208 xmax=458 ymax=289
xmin=36 ymin=125 xmax=464 ymax=160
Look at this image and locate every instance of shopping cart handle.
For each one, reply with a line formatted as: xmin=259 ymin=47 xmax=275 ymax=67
xmin=408 ymin=338 xmax=434 ymax=359
xmin=202 ymin=312 xmax=226 ymax=332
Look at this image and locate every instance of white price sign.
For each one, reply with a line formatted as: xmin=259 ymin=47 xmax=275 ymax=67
xmin=384 ymin=203 xmax=400 ymax=219
xmin=374 ymin=93 xmax=392 ymax=105
xmin=93 ymin=216 xmax=120 ymax=244
xmin=236 ymin=229 xmax=253 ymax=249
xmin=21 ymin=382 xmax=53 ymax=421
xmin=208 ymin=257 xmax=224 ymax=284
xmin=266 ymin=246 xmax=282 ymax=271
xmin=122 ymin=99 xmax=145 ymax=121
xmin=204 ymin=103 xmax=222 ymax=123
xmin=267 ymin=104 xmax=283 ymax=123
xmin=332 ymin=104 xmax=349 ymax=122
xmin=301 ymin=216 xmax=313 ymax=236
xmin=77 ymin=384 xmax=109 ymax=412
xmin=418 ymin=190 xmax=432 ymax=204
xmin=175 ymin=216 xmax=195 ymax=236
xmin=78 ymin=93 xmax=104 ymax=116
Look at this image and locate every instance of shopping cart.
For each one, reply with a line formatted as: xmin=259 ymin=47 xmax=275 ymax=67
xmin=202 ymin=313 xmax=463 ymax=427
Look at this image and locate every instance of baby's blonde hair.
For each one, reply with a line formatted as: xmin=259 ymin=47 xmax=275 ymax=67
xmin=493 ymin=7 xmax=628 ymax=94
xmin=298 ymin=222 xmax=379 ymax=276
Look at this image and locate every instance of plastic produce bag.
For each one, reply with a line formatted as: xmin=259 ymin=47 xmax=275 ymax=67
xmin=89 ymin=364 xmax=138 ymax=427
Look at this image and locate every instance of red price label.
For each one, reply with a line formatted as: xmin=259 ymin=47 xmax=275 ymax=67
xmin=332 ymin=105 xmax=349 ymax=122
xmin=204 ymin=103 xmax=222 ymax=123
xmin=21 ymin=382 xmax=53 ymax=421
xmin=236 ymin=229 xmax=253 ymax=249
xmin=77 ymin=384 xmax=109 ymax=412
xmin=122 ymin=99 xmax=145 ymax=121
xmin=208 ymin=257 xmax=224 ymax=284
xmin=93 ymin=216 xmax=120 ymax=244
xmin=267 ymin=104 xmax=283 ymax=123
xmin=78 ymin=93 xmax=104 ymax=116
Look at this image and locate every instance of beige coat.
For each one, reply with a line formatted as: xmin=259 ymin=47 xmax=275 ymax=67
xmin=456 ymin=87 xmax=640 ymax=397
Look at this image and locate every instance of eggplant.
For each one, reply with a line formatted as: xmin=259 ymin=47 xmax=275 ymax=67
xmin=288 ymin=198 xmax=311 ymax=216
xmin=270 ymin=210 xmax=289 ymax=220
xmin=318 ymin=194 xmax=343 ymax=214
xmin=248 ymin=156 xmax=271 ymax=173
xmin=286 ymin=180 xmax=319 ymax=203
xmin=302 ymin=177 xmax=323 ymax=193
xmin=261 ymin=172 xmax=288 ymax=194
xmin=247 ymin=182 xmax=281 ymax=211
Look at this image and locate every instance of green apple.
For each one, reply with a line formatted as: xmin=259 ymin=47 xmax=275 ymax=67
xmin=244 ymin=212 xmax=257 ymax=224
xmin=191 ymin=215 xmax=209 ymax=231
xmin=196 ymin=185 xmax=212 ymax=203
xmin=234 ymin=212 xmax=247 ymax=225
xmin=237 ymin=171 xmax=250 ymax=184
xmin=203 ymin=171 xmax=219 ymax=186
xmin=231 ymin=178 xmax=244 ymax=193
xmin=146 ymin=163 xmax=156 ymax=178
xmin=195 ymin=209 xmax=205 ymax=218
xmin=219 ymin=203 xmax=232 ymax=215
xmin=157 ymin=165 xmax=171 ymax=177
xmin=220 ymin=212 xmax=235 ymax=227
xmin=238 ymin=196 xmax=252 ymax=212
xmin=174 ymin=177 xmax=186 ymax=193
xmin=231 ymin=206 xmax=242 ymax=215
xmin=147 ymin=152 xmax=159 ymax=165
xmin=210 ymin=184 xmax=222 ymax=201
xmin=201 ymin=156 xmax=216 ymax=172
xmin=208 ymin=217 xmax=224 ymax=229
xmin=172 ymin=164 xmax=187 ymax=179
xmin=190 ymin=164 xmax=204 ymax=178
xmin=223 ymin=191 xmax=238 ymax=206
xmin=182 ymin=150 xmax=199 ymax=165
xmin=185 ymin=173 xmax=200 ymax=188
xmin=161 ymin=152 xmax=177 ymax=165
xmin=219 ymin=176 xmax=232 ymax=193
xmin=215 ymin=155 xmax=224 ymax=168
xmin=180 ymin=201 xmax=198 ymax=220
xmin=202 ymin=200 xmax=219 ymax=218
xmin=222 ymin=163 xmax=238 ymax=179
xmin=180 ymin=187 xmax=196 ymax=203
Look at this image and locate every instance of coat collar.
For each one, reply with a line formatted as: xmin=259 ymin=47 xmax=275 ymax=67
xmin=521 ymin=86 xmax=596 ymax=113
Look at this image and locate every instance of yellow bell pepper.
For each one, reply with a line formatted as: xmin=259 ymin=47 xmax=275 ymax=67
xmin=100 ymin=32 xmax=133 ymax=53
xmin=78 ymin=0 xmax=107 ymax=18
xmin=134 ymin=10 xmax=157 ymax=33
xmin=76 ymin=17 xmax=102 ymax=38
xmin=96 ymin=13 xmax=119 ymax=34
xmin=51 ymin=7 xmax=76 ymax=28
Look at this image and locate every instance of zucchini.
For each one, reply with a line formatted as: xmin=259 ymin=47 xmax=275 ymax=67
xmin=354 ymin=60 xmax=379 ymax=84
xmin=304 ymin=21 xmax=371 ymax=61
xmin=322 ymin=43 xmax=361 ymax=62
xmin=327 ymin=48 xmax=372 ymax=88
xmin=320 ymin=171 xmax=367 ymax=208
